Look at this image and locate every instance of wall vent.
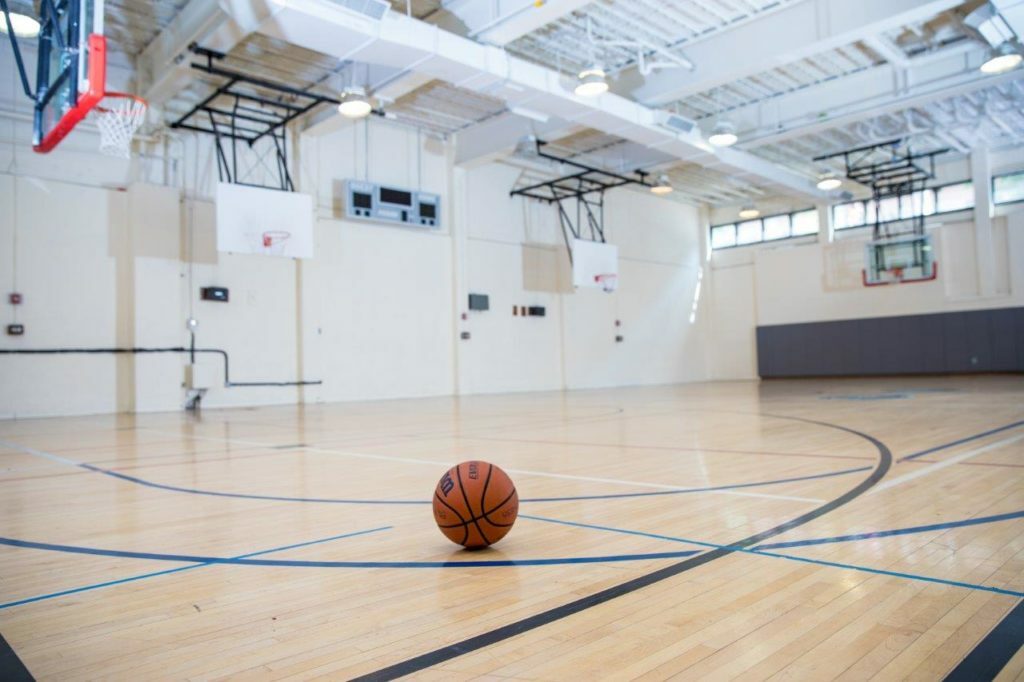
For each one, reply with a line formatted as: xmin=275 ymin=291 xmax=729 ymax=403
xmin=653 ymin=111 xmax=698 ymax=136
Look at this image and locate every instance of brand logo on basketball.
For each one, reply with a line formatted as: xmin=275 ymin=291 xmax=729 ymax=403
xmin=439 ymin=472 xmax=454 ymax=496
xmin=468 ymin=462 xmax=479 ymax=479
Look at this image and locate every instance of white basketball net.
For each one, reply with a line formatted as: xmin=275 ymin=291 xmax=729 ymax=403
xmin=96 ymin=95 xmax=148 ymax=158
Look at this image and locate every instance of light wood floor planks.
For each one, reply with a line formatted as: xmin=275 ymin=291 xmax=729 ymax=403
xmin=1 ymin=376 xmax=1022 ymax=680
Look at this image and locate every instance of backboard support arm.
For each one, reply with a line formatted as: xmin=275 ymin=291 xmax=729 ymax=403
xmin=0 ymin=0 xmax=36 ymax=99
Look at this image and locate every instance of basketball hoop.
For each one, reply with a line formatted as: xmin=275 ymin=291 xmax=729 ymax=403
xmin=595 ymin=273 xmax=618 ymax=293
xmin=261 ymin=230 xmax=292 ymax=256
xmin=95 ymin=92 xmax=148 ymax=158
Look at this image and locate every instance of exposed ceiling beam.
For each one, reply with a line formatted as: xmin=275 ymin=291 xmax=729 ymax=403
xmin=242 ymin=1 xmax=827 ymax=199
xmin=863 ymin=36 xmax=912 ymax=68
xmin=441 ymin=0 xmax=592 ymax=45
xmin=137 ymin=0 xmax=274 ymax=107
xmin=990 ymin=0 xmax=1024 ymax=41
xmin=624 ymin=0 xmax=966 ymax=106
xmin=741 ymin=57 xmax=1020 ymax=149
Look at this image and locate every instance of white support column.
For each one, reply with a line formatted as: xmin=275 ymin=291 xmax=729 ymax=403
xmin=971 ymin=145 xmax=996 ymax=297
xmin=450 ymin=164 xmax=470 ymax=396
xmin=817 ymin=203 xmax=833 ymax=244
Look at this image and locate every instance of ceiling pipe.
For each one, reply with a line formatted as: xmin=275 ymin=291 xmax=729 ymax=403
xmin=582 ymin=15 xmax=694 ymax=75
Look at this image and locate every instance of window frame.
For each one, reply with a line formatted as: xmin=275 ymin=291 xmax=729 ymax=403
xmin=709 ymin=207 xmax=819 ymax=251
xmin=712 ymin=170 xmax=1023 ymax=252
xmin=994 ymin=170 xmax=1024 ymax=206
xmin=831 ymin=180 xmax=975 ymax=233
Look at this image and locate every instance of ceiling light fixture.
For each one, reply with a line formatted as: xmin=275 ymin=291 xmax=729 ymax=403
xmin=980 ymin=43 xmax=1023 ymax=74
xmin=338 ymin=86 xmax=372 ymax=118
xmin=816 ymin=172 xmax=842 ymax=191
xmin=738 ymin=206 xmax=760 ymax=219
xmin=574 ymin=64 xmax=609 ymax=97
xmin=650 ymin=174 xmax=673 ymax=195
xmin=708 ymin=120 xmax=738 ymax=147
xmin=0 ymin=11 xmax=41 ymax=38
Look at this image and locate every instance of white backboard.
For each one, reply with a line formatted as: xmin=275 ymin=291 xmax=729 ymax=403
xmin=571 ymin=238 xmax=618 ymax=289
xmin=216 ymin=183 xmax=314 ymax=259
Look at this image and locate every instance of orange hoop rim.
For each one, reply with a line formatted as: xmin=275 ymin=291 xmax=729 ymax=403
xmin=95 ymin=92 xmax=149 ymax=115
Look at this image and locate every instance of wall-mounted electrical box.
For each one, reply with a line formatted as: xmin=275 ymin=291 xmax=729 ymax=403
xmin=344 ymin=180 xmax=440 ymax=228
xmin=201 ymin=287 xmax=229 ymax=302
xmin=468 ymin=294 xmax=489 ymax=311
xmin=7 ymin=324 xmax=25 ymax=336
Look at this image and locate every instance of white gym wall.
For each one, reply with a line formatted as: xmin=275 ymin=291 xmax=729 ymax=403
xmin=0 ymin=110 xmax=712 ymax=417
xmin=707 ymin=155 xmax=1024 ymax=381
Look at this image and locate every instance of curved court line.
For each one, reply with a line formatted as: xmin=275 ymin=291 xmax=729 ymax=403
xmin=519 ymin=466 xmax=869 ymax=502
xmin=355 ymin=414 xmax=895 ymax=680
xmin=0 ymin=536 xmax=699 ymax=571
xmin=15 ymin=505 xmax=1013 ymax=582
xmin=2 ymin=439 xmax=870 ymax=506
xmin=87 ymin=461 xmax=867 ymax=504
xmin=79 ymin=464 xmax=429 ymax=505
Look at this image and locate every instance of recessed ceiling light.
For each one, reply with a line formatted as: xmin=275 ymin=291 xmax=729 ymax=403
xmin=574 ymin=64 xmax=609 ymax=97
xmin=816 ymin=173 xmax=842 ymax=191
xmin=708 ymin=120 xmax=738 ymax=147
xmin=0 ymin=11 xmax=40 ymax=38
xmin=980 ymin=43 xmax=1023 ymax=74
xmin=338 ymin=86 xmax=372 ymax=118
xmin=650 ymin=174 xmax=673 ymax=195
xmin=738 ymin=206 xmax=760 ymax=219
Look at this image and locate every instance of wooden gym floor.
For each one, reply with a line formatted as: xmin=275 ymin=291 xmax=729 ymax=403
xmin=1 ymin=376 xmax=1023 ymax=680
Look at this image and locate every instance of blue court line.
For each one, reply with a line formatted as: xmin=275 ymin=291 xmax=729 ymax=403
xmin=3 ymin=420 xmax=1020 ymax=508
xmin=901 ymin=419 xmax=1024 ymax=461
xmin=0 ymin=535 xmax=700 ymax=574
xmin=758 ymin=510 xmax=1024 ymax=550
xmin=0 ymin=526 xmax=391 ymax=610
xmin=79 ymin=462 xmax=869 ymax=505
xmin=521 ymin=514 xmax=1024 ymax=598
xmin=3 ymin=439 xmax=870 ymax=505
xmin=519 ymin=466 xmax=871 ymax=502
xmin=78 ymin=464 xmax=429 ymax=505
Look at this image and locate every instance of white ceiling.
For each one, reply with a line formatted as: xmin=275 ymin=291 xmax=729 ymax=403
xmin=504 ymin=0 xmax=792 ymax=76
xmin=46 ymin=0 xmax=1024 ymax=206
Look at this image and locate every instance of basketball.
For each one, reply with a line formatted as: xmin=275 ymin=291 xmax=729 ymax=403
xmin=432 ymin=461 xmax=519 ymax=549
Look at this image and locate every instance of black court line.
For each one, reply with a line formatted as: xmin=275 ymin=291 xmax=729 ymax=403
xmin=944 ymin=599 xmax=1024 ymax=681
xmin=0 ymin=633 xmax=34 ymax=681
xmin=352 ymin=415 xmax=894 ymax=681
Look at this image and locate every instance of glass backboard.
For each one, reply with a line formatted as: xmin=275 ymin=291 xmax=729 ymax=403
xmin=33 ymin=0 xmax=105 ymax=152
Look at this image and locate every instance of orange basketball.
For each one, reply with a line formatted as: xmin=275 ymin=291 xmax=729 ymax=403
xmin=432 ymin=461 xmax=518 ymax=549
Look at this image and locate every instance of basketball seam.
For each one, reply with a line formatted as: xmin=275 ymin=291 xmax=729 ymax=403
xmin=433 ymin=490 xmax=469 ymax=545
xmin=456 ymin=464 xmax=491 ymax=546
xmin=480 ymin=463 xmax=493 ymax=521
xmin=436 ymin=488 xmax=518 ymax=528
xmin=481 ymin=489 xmax=518 ymax=527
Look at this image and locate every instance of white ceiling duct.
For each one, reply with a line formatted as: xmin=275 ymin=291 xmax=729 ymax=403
xmin=334 ymin=0 xmax=390 ymax=20
xmin=991 ymin=0 xmax=1024 ymax=37
xmin=242 ymin=0 xmax=825 ymax=199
